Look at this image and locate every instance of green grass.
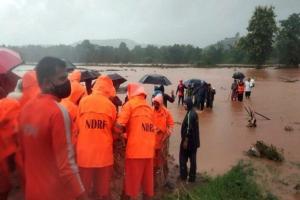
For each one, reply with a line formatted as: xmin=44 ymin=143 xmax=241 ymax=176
xmin=163 ymin=161 xmax=278 ymax=200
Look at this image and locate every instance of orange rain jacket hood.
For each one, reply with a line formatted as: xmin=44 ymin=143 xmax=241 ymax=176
xmin=153 ymin=93 xmax=163 ymax=106
xmin=127 ymin=83 xmax=147 ymax=100
xmin=92 ymin=75 xmax=116 ymax=97
xmin=68 ymin=70 xmax=81 ymax=82
xmin=66 ymin=70 xmax=86 ymax=105
xmin=19 ymin=70 xmax=40 ymax=106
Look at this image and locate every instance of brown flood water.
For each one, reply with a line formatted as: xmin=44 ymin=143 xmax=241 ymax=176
xmin=14 ymin=66 xmax=300 ymax=199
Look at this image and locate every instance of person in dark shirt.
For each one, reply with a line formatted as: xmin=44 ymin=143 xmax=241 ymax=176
xmin=206 ymin=83 xmax=216 ymax=108
xmin=193 ymin=85 xmax=207 ymax=111
xmin=179 ymin=98 xmax=200 ymax=182
xmin=154 ymin=85 xmax=175 ymax=108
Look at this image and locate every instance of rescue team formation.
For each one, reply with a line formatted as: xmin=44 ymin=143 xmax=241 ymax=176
xmin=0 ymin=56 xmax=200 ymax=200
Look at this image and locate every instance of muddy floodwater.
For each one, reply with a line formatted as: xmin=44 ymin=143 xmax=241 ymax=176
xmin=14 ymin=66 xmax=300 ymax=199
xmin=14 ymin=66 xmax=300 ymax=174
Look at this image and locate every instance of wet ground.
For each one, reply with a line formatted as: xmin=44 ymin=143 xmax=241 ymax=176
xmin=13 ymin=66 xmax=300 ymax=199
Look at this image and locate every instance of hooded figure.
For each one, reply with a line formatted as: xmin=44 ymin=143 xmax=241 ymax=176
xmin=19 ymin=70 xmax=40 ymax=106
xmin=114 ymin=83 xmax=155 ymax=199
xmin=179 ymin=97 xmax=200 ymax=182
xmin=152 ymin=94 xmax=174 ymax=150
xmin=67 ymin=70 xmax=86 ymax=105
xmin=77 ymin=75 xmax=117 ymax=199
xmin=152 ymin=94 xmax=174 ymax=188
xmin=193 ymin=84 xmax=207 ymax=111
xmin=93 ymin=76 xmax=122 ymax=111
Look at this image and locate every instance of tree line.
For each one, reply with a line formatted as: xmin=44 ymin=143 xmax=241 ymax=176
xmin=3 ymin=7 xmax=300 ymax=67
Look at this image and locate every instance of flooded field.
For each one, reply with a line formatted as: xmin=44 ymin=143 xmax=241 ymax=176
xmin=13 ymin=65 xmax=300 ymax=199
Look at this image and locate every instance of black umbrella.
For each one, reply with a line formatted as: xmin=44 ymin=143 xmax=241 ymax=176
xmin=79 ymin=69 xmax=100 ymax=82
xmin=232 ymin=72 xmax=245 ymax=80
xmin=139 ymin=74 xmax=171 ymax=86
xmin=107 ymin=73 xmax=127 ymax=88
xmin=184 ymin=79 xmax=207 ymax=88
xmin=61 ymin=59 xmax=76 ymax=72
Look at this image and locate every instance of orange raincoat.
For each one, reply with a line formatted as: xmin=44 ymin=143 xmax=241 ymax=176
xmin=68 ymin=70 xmax=86 ymax=105
xmin=60 ymin=99 xmax=79 ymax=145
xmin=19 ymin=94 xmax=85 ymax=200
xmin=0 ymin=98 xmax=20 ymax=161
xmin=0 ymin=98 xmax=20 ymax=195
xmin=19 ymin=70 xmax=40 ymax=106
xmin=152 ymin=94 xmax=174 ymax=149
xmin=116 ymin=83 xmax=155 ymax=159
xmin=76 ymin=75 xmax=117 ymax=168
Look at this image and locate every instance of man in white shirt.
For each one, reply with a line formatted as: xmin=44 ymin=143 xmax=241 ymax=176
xmin=245 ymin=78 xmax=253 ymax=98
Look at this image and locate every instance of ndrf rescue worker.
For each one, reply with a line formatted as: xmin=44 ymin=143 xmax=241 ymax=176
xmin=114 ymin=83 xmax=155 ymax=200
xmin=60 ymin=71 xmax=84 ymax=146
xmin=152 ymin=94 xmax=174 ymax=188
xmin=19 ymin=57 xmax=87 ymax=200
xmin=77 ymin=75 xmax=117 ymax=200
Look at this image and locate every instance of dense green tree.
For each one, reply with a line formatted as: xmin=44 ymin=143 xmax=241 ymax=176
xmin=117 ymin=42 xmax=131 ymax=63
xmin=276 ymin=13 xmax=300 ymax=66
xmin=75 ymin=40 xmax=96 ymax=63
xmin=202 ymin=44 xmax=224 ymax=65
xmin=240 ymin=6 xmax=277 ymax=65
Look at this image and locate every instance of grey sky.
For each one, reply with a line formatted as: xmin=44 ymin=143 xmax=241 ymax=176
xmin=1 ymin=0 xmax=299 ymax=47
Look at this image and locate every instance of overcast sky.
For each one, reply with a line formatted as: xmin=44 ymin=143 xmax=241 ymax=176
xmin=1 ymin=0 xmax=299 ymax=47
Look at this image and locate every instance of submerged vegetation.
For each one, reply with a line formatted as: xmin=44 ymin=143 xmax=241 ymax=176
xmin=163 ymin=161 xmax=278 ymax=200
xmin=247 ymin=141 xmax=284 ymax=162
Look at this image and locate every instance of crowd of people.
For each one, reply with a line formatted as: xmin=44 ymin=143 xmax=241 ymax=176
xmin=175 ymin=80 xmax=216 ymax=111
xmin=231 ymin=78 xmax=255 ymax=102
xmin=0 ymin=57 xmax=201 ymax=200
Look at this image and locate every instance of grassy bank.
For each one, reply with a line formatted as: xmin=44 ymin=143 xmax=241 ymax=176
xmin=163 ymin=161 xmax=277 ymax=200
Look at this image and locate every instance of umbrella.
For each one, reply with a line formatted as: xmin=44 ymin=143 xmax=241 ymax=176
xmin=107 ymin=73 xmax=127 ymax=88
xmin=62 ymin=59 xmax=76 ymax=72
xmin=139 ymin=74 xmax=172 ymax=86
xmin=0 ymin=71 xmax=20 ymax=97
xmin=184 ymin=79 xmax=207 ymax=88
xmin=0 ymin=48 xmax=23 ymax=74
xmin=232 ymin=72 xmax=245 ymax=80
xmin=79 ymin=69 xmax=100 ymax=82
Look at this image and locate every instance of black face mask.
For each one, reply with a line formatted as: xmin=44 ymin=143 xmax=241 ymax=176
xmin=51 ymin=80 xmax=71 ymax=99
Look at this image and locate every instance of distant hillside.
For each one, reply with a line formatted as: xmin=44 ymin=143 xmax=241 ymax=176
xmin=73 ymin=39 xmax=145 ymax=49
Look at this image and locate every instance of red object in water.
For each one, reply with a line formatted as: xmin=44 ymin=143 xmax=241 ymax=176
xmin=0 ymin=48 xmax=23 ymax=74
